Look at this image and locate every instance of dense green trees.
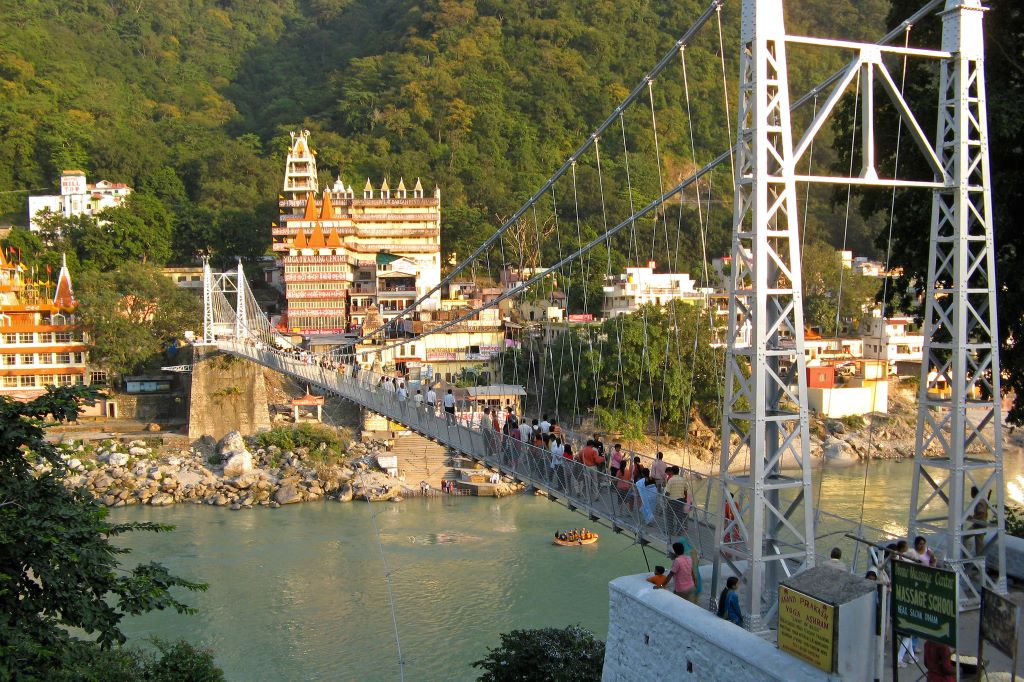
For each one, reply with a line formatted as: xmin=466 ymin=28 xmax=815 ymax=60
xmin=473 ymin=626 xmax=605 ymax=682
xmin=2 ymin=0 xmax=1021 ymax=415
xmin=75 ymin=266 xmax=200 ymax=378
xmin=509 ymin=302 xmax=721 ymax=437
xmin=0 ymin=387 xmax=217 ymax=679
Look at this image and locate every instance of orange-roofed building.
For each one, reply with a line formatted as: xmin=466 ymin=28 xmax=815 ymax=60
xmin=0 ymin=252 xmax=91 ymax=400
xmin=274 ymin=131 xmax=442 ymax=334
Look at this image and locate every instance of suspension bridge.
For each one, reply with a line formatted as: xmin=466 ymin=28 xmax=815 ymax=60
xmin=200 ymin=0 xmax=1007 ymax=632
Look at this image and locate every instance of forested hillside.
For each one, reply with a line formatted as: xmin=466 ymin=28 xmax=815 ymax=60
xmin=2 ymin=0 xmax=889 ymax=267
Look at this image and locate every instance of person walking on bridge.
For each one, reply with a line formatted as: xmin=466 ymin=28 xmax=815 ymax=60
xmin=579 ymin=439 xmax=605 ymax=502
xmin=443 ymin=388 xmax=456 ymax=420
xmin=548 ymin=435 xmax=565 ymax=490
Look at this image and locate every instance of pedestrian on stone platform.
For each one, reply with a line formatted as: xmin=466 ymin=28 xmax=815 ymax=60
xmin=823 ymin=547 xmax=846 ymax=571
xmin=717 ymin=576 xmax=743 ymax=626
xmin=663 ymin=542 xmax=697 ymax=602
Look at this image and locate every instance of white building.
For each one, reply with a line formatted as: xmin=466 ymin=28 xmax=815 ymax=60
xmin=28 ymin=170 xmax=132 ymax=232
xmin=601 ymin=265 xmax=711 ymax=318
xmin=861 ymin=315 xmax=924 ymax=365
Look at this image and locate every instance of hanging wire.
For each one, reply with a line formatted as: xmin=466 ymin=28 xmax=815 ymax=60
xmin=716 ymin=5 xmax=736 ymax=182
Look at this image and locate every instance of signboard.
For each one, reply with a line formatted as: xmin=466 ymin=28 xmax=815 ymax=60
xmin=980 ymin=587 xmax=1019 ymax=658
xmin=778 ymin=585 xmax=837 ymax=673
xmin=890 ymin=560 xmax=957 ymax=647
xmin=567 ymin=313 xmax=594 ymax=322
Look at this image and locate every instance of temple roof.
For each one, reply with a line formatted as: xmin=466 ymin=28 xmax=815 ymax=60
xmin=302 ymin=191 xmax=318 ymax=220
xmin=308 ymin=223 xmax=326 ymax=249
xmin=325 ymin=228 xmax=342 ymax=248
xmin=53 ymin=253 xmax=75 ymax=308
xmin=291 ymin=229 xmax=308 ymax=249
xmin=319 ymin=190 xmax=334 ymax=220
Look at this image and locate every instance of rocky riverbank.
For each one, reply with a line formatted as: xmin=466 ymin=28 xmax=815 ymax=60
xmin=50 ymin=430 xmax=519 ymax=510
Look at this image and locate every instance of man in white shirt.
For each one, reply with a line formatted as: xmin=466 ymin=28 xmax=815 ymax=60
xmin=426 ymin=387 xmax=437 ymax=407
xmin=442 ymin=389 xmax=456 ymax=417
xmin=539 ymin=415 xmax=551 ymax=434
xmin=413 ymin=390 xmax=424 ymax=406
xmin=518 ymin=419 xmax=533 ymax=444
xmin=397 ymin=382 xmax=408 ymax=401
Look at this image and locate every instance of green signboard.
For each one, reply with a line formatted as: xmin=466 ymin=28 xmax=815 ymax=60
xmin=891 ymin=559 xmax=958 ymax=647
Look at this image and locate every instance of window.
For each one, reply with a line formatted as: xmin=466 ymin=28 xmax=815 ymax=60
xmin=56 ymin=352 xmax=71 ymax=364
xmin=38 ymin=333 xmax=53 ymax=344
xmin=3 ymin=376 xmax=17 ymax=388
xmin=2 ymin=334 xmax=16 ymax=345
xmin=19 ymin=375 xmax=35 ymax=387
xmin=2 ymin=355 xmax=14 ymax=366
xmin=17 ymin=333 xmax=33 ymax=344
xmin=19 ymin=354 xmax=34 ymax=365
xmin=90 ymin=371 xmax=109 ymax=386
xmin=55 ymin=332 xmax=72 ymax=343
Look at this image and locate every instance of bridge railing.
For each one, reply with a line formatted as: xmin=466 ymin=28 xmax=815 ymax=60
xmin=218 ymin=339 xmax=723 ymax=554
xmin=219 ymin=339 xmax=892 ymax=573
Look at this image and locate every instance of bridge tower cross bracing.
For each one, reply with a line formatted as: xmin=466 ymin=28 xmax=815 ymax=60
xmin=235 ymin=260 xmax=248 ymax=340
xmin=713 ymin=0 xmax=814 ymax=632
xmin=909 ymin=0 xmax=1006 ymax=604
xmin=201 ymin=257 xmax=215 ymax=345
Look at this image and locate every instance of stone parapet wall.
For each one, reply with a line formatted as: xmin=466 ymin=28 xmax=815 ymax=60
xmin=602 ymin=574 xmax=832 ymax=682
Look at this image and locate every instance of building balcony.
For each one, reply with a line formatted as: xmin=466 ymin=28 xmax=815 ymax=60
xmin=377 ymin=287 xmax=416 ymax=296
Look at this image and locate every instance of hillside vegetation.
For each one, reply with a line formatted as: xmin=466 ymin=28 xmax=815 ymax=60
xmin=2 ymin=0 xmax=886 ymax=265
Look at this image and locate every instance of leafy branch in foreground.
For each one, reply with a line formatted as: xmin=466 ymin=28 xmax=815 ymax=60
xmin=0 ymin=386 xmax=209 ymax=679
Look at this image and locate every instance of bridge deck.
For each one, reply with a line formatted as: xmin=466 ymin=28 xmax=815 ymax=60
xmin=217 ymin=340 xmax=717 ymax=556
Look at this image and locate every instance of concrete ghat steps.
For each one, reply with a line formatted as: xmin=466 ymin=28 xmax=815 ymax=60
xmin=388 ymin=432 xmax=456 ymax=488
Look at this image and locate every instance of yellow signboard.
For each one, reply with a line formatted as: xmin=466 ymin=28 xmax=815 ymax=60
xmin=778 ymin=585 xmax=837 ymax=673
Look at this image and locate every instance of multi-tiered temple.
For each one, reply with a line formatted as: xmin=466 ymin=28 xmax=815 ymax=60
xmin=273 ymin=131 xmax=441 ymax=334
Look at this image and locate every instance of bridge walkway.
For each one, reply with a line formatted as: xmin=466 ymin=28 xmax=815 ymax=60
xmin=217 ymin=339 xmax=718 ymax=556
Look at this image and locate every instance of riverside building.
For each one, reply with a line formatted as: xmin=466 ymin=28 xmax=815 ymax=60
xmin=601 ymin=264 xmax=711 ymax=318
xmin=273 ymin=131 xmax=442 ymax=334
xmin=28 ymin=170 xmax=133 ymax=232
xmin=0 ymin=253 xmax=90 ymax=400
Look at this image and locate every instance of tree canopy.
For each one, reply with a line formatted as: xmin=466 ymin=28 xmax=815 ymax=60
xmin=472 ymin=626 xmax=605 ymax=682
xmin=74 ymin=265 xmax=200 ymax=378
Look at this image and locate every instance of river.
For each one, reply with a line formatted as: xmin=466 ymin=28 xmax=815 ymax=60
xmin=110 ymin=453 xmax=1024 ymax=681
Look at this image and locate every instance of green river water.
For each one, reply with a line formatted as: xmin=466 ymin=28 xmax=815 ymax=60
xmin=110 ymin=454 xmax=1024 ymax=681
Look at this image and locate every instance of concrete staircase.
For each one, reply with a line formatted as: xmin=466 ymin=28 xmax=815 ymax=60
xmin=389 ymin=432 xmax=457 ymax=489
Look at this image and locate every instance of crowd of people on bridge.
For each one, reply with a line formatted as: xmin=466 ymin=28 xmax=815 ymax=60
xmin=245 ymin=338 xmax=707 ymax=543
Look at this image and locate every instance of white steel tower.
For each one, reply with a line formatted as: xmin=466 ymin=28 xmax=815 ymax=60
xmin=714 ymin=0 xmax=814 ymax=632
xmin=910 ymin=0 xmax=1006 ymax=604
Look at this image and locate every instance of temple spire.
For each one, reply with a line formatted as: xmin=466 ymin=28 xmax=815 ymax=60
xmin=53 ymin=253 xmax=75 ymax=308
